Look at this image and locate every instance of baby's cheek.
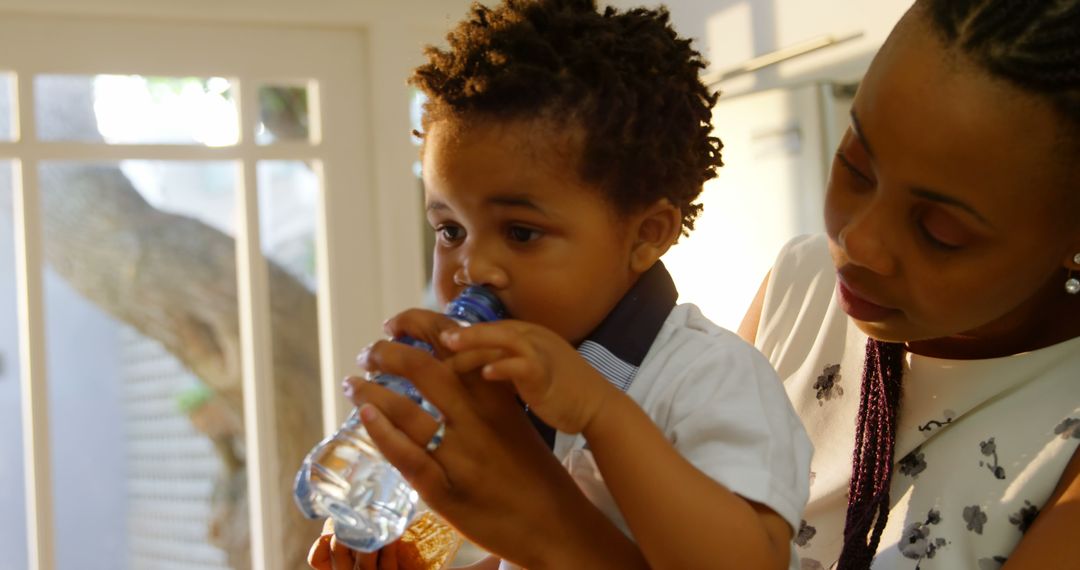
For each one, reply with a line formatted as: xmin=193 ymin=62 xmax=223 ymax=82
xmin=431 ymin=276 xmax=456 ymax=307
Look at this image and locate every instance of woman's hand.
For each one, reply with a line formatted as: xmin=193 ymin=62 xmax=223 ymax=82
xmin=348 ymin=311 xmax=648 ymax=570
xmin=344 ymin=352 xmax=573 ymax=568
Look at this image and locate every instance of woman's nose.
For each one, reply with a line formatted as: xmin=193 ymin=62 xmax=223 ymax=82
xmin=837 ymin=203 xmax=898 ymax=277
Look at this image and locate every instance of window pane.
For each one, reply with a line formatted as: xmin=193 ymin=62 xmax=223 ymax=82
xmin=35 ymin=75 xmax=238 ymax=146
xmin=257 ymin=161 xmax=324 ymax=529
xmin=258 ymin=160 xmax=319 ymax=288
xmin=40 ymin=160 xmax=242 ymax=569
xmin=256 ymin=85 xmax=311 ymax=145
xmin=0 ymin=160 xmax=28 ymax=570
xmin=0 ymin=73 xmax=14 ymax=141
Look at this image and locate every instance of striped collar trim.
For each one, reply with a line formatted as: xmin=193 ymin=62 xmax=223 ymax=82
xmin=576 ymin=261 xmax=678 ymax=392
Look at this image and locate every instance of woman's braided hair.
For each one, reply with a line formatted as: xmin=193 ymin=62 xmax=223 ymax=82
xmin=928 ymin=0 xmax=1080 ymax=131
xmin=410 ymin=0 xmax=722 ymax=235
xmin=840 ymin=2 xmax=1080 ymax=568
xmin=838 ymin=339 xmax=905 ymax=570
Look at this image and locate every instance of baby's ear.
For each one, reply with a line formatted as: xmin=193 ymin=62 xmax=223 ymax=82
xmin=629 ymin=199 xmax=681 ymax=273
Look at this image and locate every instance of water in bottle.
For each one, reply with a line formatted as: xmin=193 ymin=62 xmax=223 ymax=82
xmin=293 ymin=286 xmax=505 ymax=552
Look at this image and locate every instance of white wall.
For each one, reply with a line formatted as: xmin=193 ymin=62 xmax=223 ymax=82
xmin=607 ymin=0 xmax=912 ymax=94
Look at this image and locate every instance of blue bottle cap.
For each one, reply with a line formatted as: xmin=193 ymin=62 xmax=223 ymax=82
xmin=449 ymin=286 xmax=507 ymax=323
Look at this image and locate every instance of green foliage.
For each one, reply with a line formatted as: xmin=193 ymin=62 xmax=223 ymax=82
xmin=176 ymin=382 xmax=215 ymax=414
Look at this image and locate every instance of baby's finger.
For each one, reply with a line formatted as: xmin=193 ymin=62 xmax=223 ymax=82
xmin=482 ymin=356 xmax=549 ymax=396
xmin=357 ymin=339 xmax=432 ymax=377
xmin=440 ymin=320 xmax=536 ymax=354
xmin=328 ymin=534 xmax=361 ymax=570
xmin=377 ymin=540 xmax=399 ymax=570
xmin=359 ymin=404 xmax=450 ymax=497
xmin=444 ymin=347 xmax=506 ymax=376
xmin=306 ymin=534 xmax=333 ymax=569
xmin=382 ymin=309 xmax=462 ymax=357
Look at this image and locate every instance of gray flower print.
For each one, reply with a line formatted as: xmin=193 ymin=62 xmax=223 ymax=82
xmin=794 ymin=520 xmax=817 ymax=547
xmin=899 ymin=509 xmax=947 ymax=566
xmin=899 ymin=447 xmax=928 ymax=478
xmin=1054 ymin=417 xmax=1080 ymax=440
xmin=813 ymin=364 xmax=843 ymax=405
xmin=963 ymin=505 xmax=987 ymax=534
xmin=1008 ymin=501 xmax=1039 ymax=534
xmin=977 ymin=556 xmax=1008 ymax=569
xmin=978 ymin=438 xmax=1006 ymax=480
xmin=899 ymin=522 xmax=931 ymax=559
xmin=918 ymin=409 xmax=956 ymax=436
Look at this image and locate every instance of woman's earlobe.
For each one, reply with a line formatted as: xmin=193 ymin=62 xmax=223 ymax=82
xmin=1065 ymin=252 xmax=1080 ymax=295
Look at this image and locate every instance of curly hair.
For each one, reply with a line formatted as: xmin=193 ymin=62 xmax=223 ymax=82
xmin=409 ymin=0 xmax=722 ymax=235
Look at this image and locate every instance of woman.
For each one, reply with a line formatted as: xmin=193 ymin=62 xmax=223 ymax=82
xmin=740 ymin=1 xmax=1080 ymax=567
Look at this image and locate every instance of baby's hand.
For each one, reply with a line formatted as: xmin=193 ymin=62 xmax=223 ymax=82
xmin=308 ymin=516 xmax=457 ymax=570
xmin=307 ymin=518 xmax=398 ymax=570
xmin=439 ymin=321 xmax=617 ymax=434
xmin=381 ymin=307 xmax=464 ymax=359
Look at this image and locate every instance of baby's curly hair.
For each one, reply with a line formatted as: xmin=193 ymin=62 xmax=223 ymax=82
xmin=410 ymin=0 xmax=722 ymax=235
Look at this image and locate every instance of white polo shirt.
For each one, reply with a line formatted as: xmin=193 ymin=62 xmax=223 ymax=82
xmin=526 ymin=303 xmax=813 ymax=569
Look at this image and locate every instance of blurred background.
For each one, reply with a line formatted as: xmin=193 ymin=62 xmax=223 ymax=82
xmin=0 ymin=0 xmax=910 ymax=568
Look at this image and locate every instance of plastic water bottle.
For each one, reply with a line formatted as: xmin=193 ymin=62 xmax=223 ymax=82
xmin=293 ymin=286 xmax=505 ymax=552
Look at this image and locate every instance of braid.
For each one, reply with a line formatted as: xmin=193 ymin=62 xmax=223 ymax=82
xmin=411 ymin=0 xmax=722 ymax=235
xmin=837 ymin=339 xmax=905 ymax=570
xmin=923 ymin=0 xmax=1080 ymax=124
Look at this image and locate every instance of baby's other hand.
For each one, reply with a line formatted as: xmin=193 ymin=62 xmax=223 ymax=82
xmin=306 ymin=518 xmax=414 ymax=570
xmin=380 ymin=308 xmax=463 ymax=359
xmin=307 ymin=518 xmax=364 ymax=569
xmin=440 ymin=320 xmax=617 ymax=434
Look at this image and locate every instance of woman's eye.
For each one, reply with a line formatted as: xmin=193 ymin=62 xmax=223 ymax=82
xmin=918 ymin=208 xmax=972 ymax=251
xmin=834 ymin=127 xmax=875 ymax=189
xmin=918 ymin=223 xmax=962 ymax=251
xmin=836 ymin=152 xmax=875 ymax=188
xmin=507 ymin=225 xmax=542 ymax=243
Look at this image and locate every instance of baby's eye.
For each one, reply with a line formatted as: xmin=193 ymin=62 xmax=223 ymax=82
xmin=507 ymin=225 xmax=542 ymax=243
xmin=436 ymin=224 xmax=464 ymax=243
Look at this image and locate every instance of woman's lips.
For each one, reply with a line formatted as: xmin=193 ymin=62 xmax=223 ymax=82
xmin=836 ymin=276 xmax=899 ymax=322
